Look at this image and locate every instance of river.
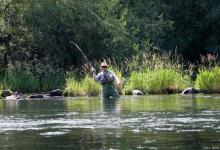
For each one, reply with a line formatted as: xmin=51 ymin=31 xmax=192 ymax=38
xmin=0 ymin=94 xmax=220 ymax=150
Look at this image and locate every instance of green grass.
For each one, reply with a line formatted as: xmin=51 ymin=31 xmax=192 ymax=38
xmin=39 ymin=70 xmax=66 ymax=91
xmin=81 ymin=75 xmax=101 ymax=96
xmin=124 ymin=68 xmax=189 ymax=94
xmin=64 ymin=75 xmax=101 ymax=96
xmin=2 ymin=53 xmax=220 ymax=95
xmin=195 ymin=67 xmax=220 ymax=92
xmin=3 ymin=69 xmax=40 ymax=92
xmin=1 ymin=63 xmax=66 ymax=93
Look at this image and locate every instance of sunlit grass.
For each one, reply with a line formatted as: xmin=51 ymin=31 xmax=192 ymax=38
xmin=81 ymin=75 xmax=101 ymax=96
xmin=64 ymin=76 xmax=101 ymax=96
xmin=124 ymin=68 xmax=189 ymax=94
xmin=195 ymin=67 xmax=220 ymax=92
xmin=123 ymin=52 xmax=190 ymax=94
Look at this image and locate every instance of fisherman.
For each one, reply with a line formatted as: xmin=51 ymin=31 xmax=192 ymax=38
xmin=92 ymin=62 xmax=121 ymax=99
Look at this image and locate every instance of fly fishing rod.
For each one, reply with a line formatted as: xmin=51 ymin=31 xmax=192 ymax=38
xmin=70 ymin=41 xmax=95 ymax=71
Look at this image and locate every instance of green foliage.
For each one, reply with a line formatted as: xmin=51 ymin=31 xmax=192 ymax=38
xmin=124 ymin=69 xmax=189 ymax=94
xmin=64 ymin=75 xmax=100 ymax=96
xmin=0 ymin=62 xmax=66 ymax=92
xmin=81 ymin=75 xmax=101 ymax=96
xmin=3 ymin=68 xmax=39 ymax=92
xmin=195 ymin=67 xmax=220 ymax=92
xmin=1 ymin=0 xmax=220 ymax=94
xmin=64 ymin=77 xmax=84 ymax=96
xmin=1 ymin=0 xmax=220 ymax=69
xmin=124 ymin=71 xmax=143 ymax=93
xmin=35 ymin=64 xmax=66 ymax=91
xmin=123 ymin=52 xmax=189 ymax=94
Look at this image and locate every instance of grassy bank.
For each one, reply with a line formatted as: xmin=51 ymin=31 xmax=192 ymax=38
xmin=124 ymin=68 xmax=189 ymax=94
xmin=64 ymin=75 xmax=101 ymax=96
xmin=195 ymin=67 xmax=220 ymax=93
xmin=123 ymin=53 xmax=190 ymax=94
xmin=1 ymin=54 xmax=220 ymax=96
xmin=0 ymin=63 xmax=66 ymax=93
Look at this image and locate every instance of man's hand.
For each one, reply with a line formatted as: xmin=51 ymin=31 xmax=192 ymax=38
xmin=107 ymin=76 xmax=114 ymax=82
xmin=91 ymin=67 xmax=96 ymax=73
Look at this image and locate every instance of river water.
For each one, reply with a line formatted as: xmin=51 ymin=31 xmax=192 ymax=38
xmin=0 ymin=94 xmax=220 ymax=150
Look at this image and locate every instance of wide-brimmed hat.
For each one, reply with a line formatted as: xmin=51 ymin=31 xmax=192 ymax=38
xmin=101 ymin=62 xmax=108 ymax=67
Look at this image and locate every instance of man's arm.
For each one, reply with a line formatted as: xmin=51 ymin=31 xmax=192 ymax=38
xmin=110 ymin=72 xmax=122 ymax=86
xmin=91 ymin=67 xmax=97 ymax=80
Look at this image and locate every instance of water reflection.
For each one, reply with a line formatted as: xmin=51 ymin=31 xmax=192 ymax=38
xmin=103 ymin=97 xmax=121 ymax=113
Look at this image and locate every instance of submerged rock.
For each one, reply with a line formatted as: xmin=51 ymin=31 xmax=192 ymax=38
xmin=27 ymin=94 xmax=44 ymax=99
xmin=132 ymin=90 xmax=144 ymax=95
xmin=49 ymin=89 xmax=63 ymax=96
xmin=199 ymin=90 xmax=211 ymax=94
xmin=181 ymin=87 xmax=199 ymax=94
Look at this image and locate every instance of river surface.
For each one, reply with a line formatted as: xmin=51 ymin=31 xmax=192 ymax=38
xmin=0 ymin=94 xmax=220 ymax=150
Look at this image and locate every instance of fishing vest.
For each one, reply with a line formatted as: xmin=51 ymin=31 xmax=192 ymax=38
xmin=99 ymin=71 xmax=114 ymax=85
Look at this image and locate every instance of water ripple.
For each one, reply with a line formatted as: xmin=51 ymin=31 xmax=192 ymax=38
xmin=0 ymin=110 xmax=220 ymax=134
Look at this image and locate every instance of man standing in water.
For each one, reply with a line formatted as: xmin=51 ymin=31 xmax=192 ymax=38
xmin=92 ymin=62 xmax=121 ymax=99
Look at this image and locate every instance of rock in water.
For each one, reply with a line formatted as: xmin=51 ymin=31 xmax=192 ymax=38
xmin=49 ymin=89 xmax=63 ymax=96
xmin=132 ymin=90 xmax=144 ymax=95
xmin=1 ymin=90 xmax=12 ymax=98
xmin=28 ymin=94 xmax=44 ymax=99
xmin=181 ymin=87 xmax=199 ymax=94
xmin=4 ymin=92 xmax=20 ymax=100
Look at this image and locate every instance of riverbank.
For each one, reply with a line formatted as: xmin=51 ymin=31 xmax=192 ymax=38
xmin=2 ymin=68 xmax=220 ymax=97
xmin=1 ymin=54 xmax=220 ymax=96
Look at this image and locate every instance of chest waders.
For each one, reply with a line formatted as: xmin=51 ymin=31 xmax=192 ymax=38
xmin=100 ymin=72 xmax=119 ymax=99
